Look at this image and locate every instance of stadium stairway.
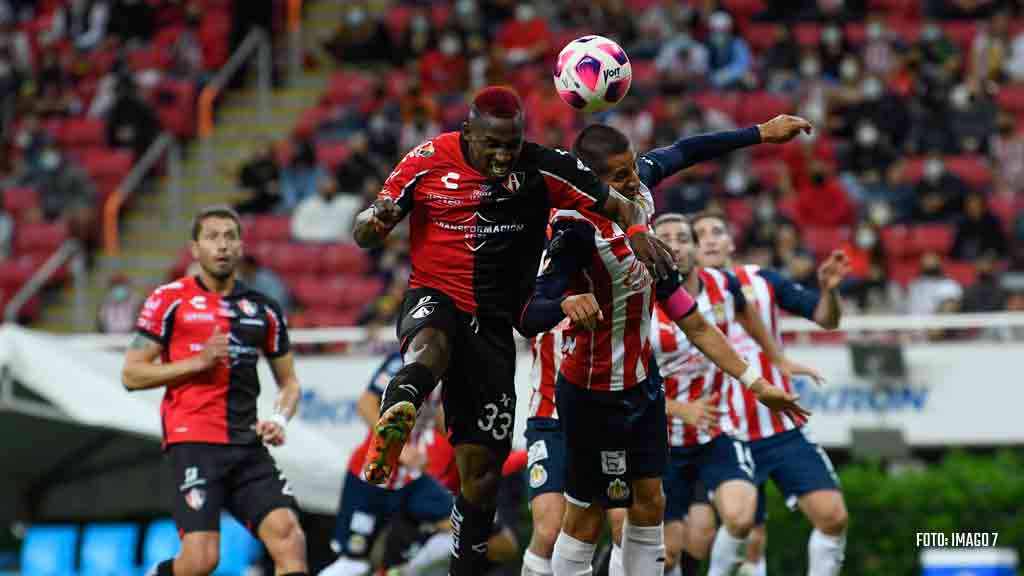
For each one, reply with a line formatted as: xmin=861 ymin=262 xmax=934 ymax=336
xmin=32 ymin=1 xmax=346 ymax=334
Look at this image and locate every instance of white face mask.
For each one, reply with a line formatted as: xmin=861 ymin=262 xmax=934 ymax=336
xmin=724 ymin=171 xmax=747 ymax=194
xmin=516 ymin=4 xmax=536 ymax=21
xmin=439 ymin=37 xmax=460 ymax=56
xmin=822 ymin=27 xmax=841 ymax=46
xmin=41 ymin=150 xmax=61 ymax=170
xmin=346 ymin=8 xmax=367 ymax=26
xmin=862 ymin=78 xmax=883 ymax=100
xmin=922 ymin=24 xmax=940 ymax=41
xmin=840 ymin=58 xmax=859 ymax=81
xmin=857 ymin=123 xmax=879 ymax=146
xmin=800 ymin=59 xmax=820 ymax=77
xmin=950 ymin=85 xmax=970 ymax=110
xmin=867 ymin=22 xmax=883 ymax=40
xmin=856 ymin=228 xmax=877 ymax=249
xmin=924 ymin=159 xmax=945 ymax=181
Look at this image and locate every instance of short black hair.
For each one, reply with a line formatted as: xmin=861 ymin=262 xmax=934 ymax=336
xmin=690 ymin=209 xmax=729 ymax=232
xmin=191 ymin=205 xmax=242 ymax=241
xmin=572 ymin=124 xmax=631 ymax=175
xmin=653 ymin=212 xmax=694 ymax=241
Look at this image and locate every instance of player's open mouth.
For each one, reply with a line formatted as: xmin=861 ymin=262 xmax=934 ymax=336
xmin=491 ymin=163 xmax=510 ymax=176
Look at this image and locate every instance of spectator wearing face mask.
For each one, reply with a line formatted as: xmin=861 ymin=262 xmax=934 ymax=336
xmin=496 ymin=2 xmax=551 ymax=67
xmin=951 ymin=192 xmax=1008 ymax=260
xmin=654 ymin=17 xmax=709 ymax=93
xmin=704 ymin=11 xmax=752 ymax=90
xmin=97 ymin=274 xmax=142 ymax=333
xmin=912 ymin=154 xmax=968 ymax=221
xmin=907 ymin=251 xmax=962 ymax=316
xmin=105 ymin=72 xmax=159 ymax=158
xmin=847 ymin=120 xmax=895 ymax=182
xmin=848 ymin=75 xmax=911 ymax=151
xmin=761 ymin=25 xmax=801 ymax=93
xmin=24 ymin=145 xmax=97 ymax=246
xmin=862 ymin=14 xmax=901 ymax=78
xmin=818 ymin=23 xmax=851 ymax=81
xmin=743 ymin=187 xmax=795 ymax=252
xmin=279 ymin=139 xmax=323 ymax=211
xmin=794 ymin=161 xmax=856 ymax=228
xmin=841 ymin=220 xmax=892 ymax=311
xmin=947 ymin=83 xmax=997 ymax=153
xmin=324 ymin=2 xmax=392 ymax=65
xmin=419 ymin=32 xmax=468 ymax=96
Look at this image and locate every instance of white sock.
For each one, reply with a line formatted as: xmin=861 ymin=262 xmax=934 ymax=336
xmin=808 ymin=529 xmax=846 ymax=576
xmin=608 ymin=544 xmax=624 ymax=576
xmin=552 ymin=531 xmax=596 ymax=576
xmin=523 ymin=548 xmax=554 ymax=575
xmin=665 ymin=564 xmax=682 ymax=576
xmin=317 ymin=554 xmax=370 ymax=576
xmin=708 ymin=525 xmax=748 ymax=576
xmin=401 ymin=531 xmax=451 ymax=575
xmin=622 ymin=518 xmax=666 ymax=575
xmin=739 ymin=558 xmax=766 ymax=576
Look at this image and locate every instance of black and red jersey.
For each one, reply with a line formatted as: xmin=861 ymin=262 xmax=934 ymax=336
xmin=378 ymin=131 xmax=610 ymax=322
xmin=136 ymin=275 xmax=290 ymax=448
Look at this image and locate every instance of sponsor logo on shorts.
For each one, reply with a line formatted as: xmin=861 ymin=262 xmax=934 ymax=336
xmin=601 ymin=451 xmax=627 ymax=475
xmin=184 ymin=488 xmax=205 ymax=510
xmin=607 ymin=478 xmax=630 ymax=501
xmin=528 ymin=440 xmax=549 ymax=466
xmin=179 ymin=466 xmax=206 ymax=491
xmin=529 ymin=464 xmax=548 ymax=489
xmin=410 ymin=295 xmax=435 ymax=319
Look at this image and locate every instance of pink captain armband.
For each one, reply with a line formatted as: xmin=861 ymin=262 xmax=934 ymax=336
xmin=661 ymin=288 xmax=696 ymax=321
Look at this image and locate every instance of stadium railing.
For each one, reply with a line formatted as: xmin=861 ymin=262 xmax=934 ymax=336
xmin=287 ymin=0 xmax=304 ymax=84
xmin=4 ymin=239 xmax=86 ymax=330
xmin=59 ymin=312 xmax=1024 ymax=350
xmin=198 ymin=28 xmax=273 ymax=187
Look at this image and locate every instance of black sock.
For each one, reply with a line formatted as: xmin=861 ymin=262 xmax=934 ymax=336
xmin=679 ymin=551 xmax=700 ymax=575
xmin=380 ymin=362 xmax=436 ymax=413
xmin=156 ymin=559 xmax=174 ymax=576
xmin=448 ymin=494 xmax=495 ymax=575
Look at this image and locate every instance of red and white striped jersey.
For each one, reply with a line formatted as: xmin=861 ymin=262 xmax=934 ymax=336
xmin=650 ymin=268 xmax=742 ymax=447
xmin=527 ymin=318 xmax=571 ymax=419
xmin=551 ymin=209 xmax=656 ymax=392
xmin=727 ymin=264 xmax=800 ymax=440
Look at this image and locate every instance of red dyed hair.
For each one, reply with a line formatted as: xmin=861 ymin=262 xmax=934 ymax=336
xmin=471 ymin=86 xmax=523 ymax=119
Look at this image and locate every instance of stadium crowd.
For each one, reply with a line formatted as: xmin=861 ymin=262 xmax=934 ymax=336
xmin=1 ymin=0 xmax=1024 ymax=329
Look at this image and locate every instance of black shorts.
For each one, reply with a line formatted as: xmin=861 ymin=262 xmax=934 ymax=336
xmin=398 ymin=287 xmax=517 ymax=457
xmin=555 ymin=375 xmax=668 ymax=509
xmin=166 ymin=442 xmax=299 ymax=535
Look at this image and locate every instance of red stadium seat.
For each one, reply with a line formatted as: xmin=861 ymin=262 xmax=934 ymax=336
xmin=57 ymin=118 xmax=106 ymax=149
xmin=316 ymin=142 xmax=351 ymax=171
xmin=242 ymin=215 xmax=292 ymax=244
xmin=154 ymin=79 xmax=197 ymax=139
xmin=321 ymin=243 xmax=370 ymax=275
xmin=887 ymin=258 xmax=920 ymax=288
xmin=738 ymin=92 xmax=793 ymax=127
xmin=740 ymin=23 xmax=777 ymax=54
xmin=944 ymin=261 xmax=977 ymax=287
xmin=336 ymin=277 xmax=385 ymax=309
xmin=307 ymin=307 xmax=362 ymax=327
xmin=690 ymin=92 xmax=738 ymax=121
xmin=942 ymin=21 xmax=978 ymax=53
xmin=997 ymin=84 xmax=1024 ymax=115
xmin=803 ymin=227 xmax=850 ymax=260
xmin=14 ymin=222 xmax=69 ymax=255
xmin=291 ymin=275 xmax=332 ymax=308
xmin=3 ymin=186 xmax=39 ymax=220
xmin=944 ymin=155 xmax=992 ymax=190
xmin=630 ymin=59 xmax=658 ymax=89
xmin=750 ymin=158 xmax=784 ymax=187
xmin=881 ymin=225 xmax=910 ymax=259
xmin=795 ymin=23 xmax=822 ymax=48
xmin=909 ymin=224 xmax=955 ymax=256
xmin=988 ymin=194 xmax=1021 ymax=236
xmin=887 ymin=19 xmax=921 ymax=45
xmin=262 ymin=243 xmax=321 ymax=277
xmin=384 ymin=4 xmax=414 ymax=42
xmin=723 ymin=198 xmax=754 ymax=241
xmin=430 ymin=3 xmax=451 ymax=29
xmin=0 ymin=257 xmax=38 ymax=292
xmin=722 ymin=0 xmax=767 ymax=22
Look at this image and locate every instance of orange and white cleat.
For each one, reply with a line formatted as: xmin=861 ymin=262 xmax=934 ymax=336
xmin=362 ymin=401 xmax=417 ymax=484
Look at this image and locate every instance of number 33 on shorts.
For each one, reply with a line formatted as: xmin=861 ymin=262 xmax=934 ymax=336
xmin=478 ymin=398 xmax=513 ymax=441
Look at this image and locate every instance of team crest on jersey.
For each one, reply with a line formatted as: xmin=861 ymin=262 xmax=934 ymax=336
xmin=503 ymin=171 xmax=525 ymax=194
xmin=529 ymin=464 xmax=548 ymax=489
xmin=712 ymin=302 xmax=726 ymax=323
xmin=607 ymin=478 xmax=630 ymax=501
xmin=238 ymin=299 xmax=257 ymax=317
xmin=184 ymin=488 xmax=205 ymax=510
xmin=415 ymin=142 xmax=434 ymax=157
xmin=742 ymin=285 xmax=755 ymax=301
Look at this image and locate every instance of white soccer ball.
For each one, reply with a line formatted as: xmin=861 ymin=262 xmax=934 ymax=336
xmin=553 ymin=35 xmax=632 ymax=113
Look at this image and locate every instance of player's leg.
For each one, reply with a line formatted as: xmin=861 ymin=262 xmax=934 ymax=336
xmin=604 ymin=508 xmax=625 ymax=576
xmin=702 ymin=436 xmax=758 ymax=576
xmin=155 ymin=444 xmax=224 ymax=576
xmin=446 ymin=314 xmax=518 ymax=575
xmin=321 ymin=472 xmax=393 ymax=576
xmin=523 ymin=417 xmax=567 ymax=576
xmin=226 ymin=445 xmax=307 ymax=574
xmin=683 ymin=502 xmax=717 ymax=560
xmin=739 ymin=486 xmax=768 ymax=576
xmin=365 ymin=288 xmax=457 ymax=484
xmin=395 ymin=475 xmax=456 ymax=574
xmin=620 ymin=387 xmax=669 ymax=575
xmin=762 ymin=430 xmax=847 ymax=576
xmin=553 ymin=500 xmax=605 ymax=576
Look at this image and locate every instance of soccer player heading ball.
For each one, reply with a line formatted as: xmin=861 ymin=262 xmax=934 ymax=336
xmin=351 ymin=85 xmax=675 ymax=575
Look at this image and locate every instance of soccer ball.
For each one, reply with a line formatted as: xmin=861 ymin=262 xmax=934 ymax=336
xmin=553 ymin=35 xmax=632 ymax=113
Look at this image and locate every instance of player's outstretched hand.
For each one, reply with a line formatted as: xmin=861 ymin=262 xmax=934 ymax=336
xmin=198 ymin=326 xmax=229 ymax=370
xmin=678 ymin=392 xmax=724 ymax=431
xmin=752 ymin=378 xmax=811 ymax=422
xmin=630 ymin=230 xmax=676 ymax=280
xmin=369 ymin=198 xmax=403 ymax=232
xmin=757 ymin=115 xmax=813 ymax=144
xmin=561 ymin=293 xmax=603 ymax=331
xmin=255 ymin=420 xmax=286 ymax=446
xmin=777 ymin=357 xmax=826 ymax=387
xmin=817 ymin=249 xmax=852 ymax=292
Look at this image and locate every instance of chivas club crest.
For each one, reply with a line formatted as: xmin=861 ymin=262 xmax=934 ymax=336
xmin=607 ymin=478 xmax=630 ymax=501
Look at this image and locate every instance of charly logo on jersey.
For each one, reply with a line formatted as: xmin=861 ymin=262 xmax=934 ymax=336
xmin=238 ymin=298 xmax=257 ymax=317
xmin=189 ymin=295 xmax=206 ymax=310
xmin=712 ymin=302 xmax=726 ymax=324
xmin=607 ymin=478 xmax=630 ymax=501
xmin=434 ymin=212 xmax=525 ymax=252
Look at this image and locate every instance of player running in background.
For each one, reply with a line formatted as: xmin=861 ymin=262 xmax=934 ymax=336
xmin=522 ymin=116 xmax=814 ymax=576
xmin=693 ymin=211 xmax=851 ymax=576
xmin=351 ymin=86 xmax=674 ymax=575
xmin=650 ymin=214 xmax=823 ymax=576
xmin=519 ymin=198 xmax=807 ymax=576
xmin=123 ymin=206 xmax=307 ymax=576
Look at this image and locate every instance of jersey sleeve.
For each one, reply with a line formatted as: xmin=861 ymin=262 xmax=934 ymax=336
xmin=379 ymin=140 xmax=436 ymax=218
xmin=519 ymin=216 xmax=595 ymax=336
xmin=724 ymin=271 xmax=748 ymax=312
xmin=758 ymin=268 xmax=819 ymax=320
xmin=637 ymin=127 xmax=761 ymax=189
xmin=368 ymin=353 xmax=403 ymax=396
xmin=536 ymin=145 xmax=610 ymax=213
xmin=262 ymin=299 xmax=291 ymax=358
xmin=135 ymin=284 xmax=184 ymax=347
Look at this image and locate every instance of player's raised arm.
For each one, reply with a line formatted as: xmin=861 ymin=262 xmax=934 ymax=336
xmin=599 ymin=188 xmax=676 ymax=279
xmin=519 ymin=218 xmax=600 ymax=336
xmin=353 ymin=141 xmax=431 ymax=248
xmin=813 ymin=250 xmax=850 ymax=329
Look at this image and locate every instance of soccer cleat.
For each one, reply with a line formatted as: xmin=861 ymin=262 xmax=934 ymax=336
xmin=363 ymin=401 xmax=417 ymax=484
